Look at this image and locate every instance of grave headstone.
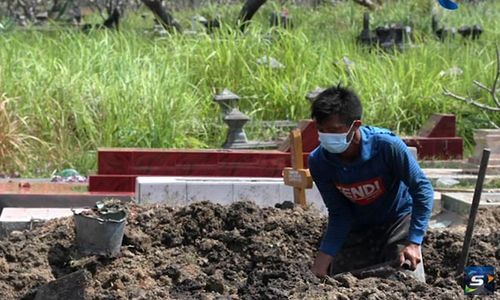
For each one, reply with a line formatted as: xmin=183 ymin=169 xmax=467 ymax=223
xmin=222 ymin=108 xmax=251 ymax=149
xmin=417 ymin=114 xmax=457 ymax=138
xmin=357 ymin=12 xmax=377 ymax=46
xmin=458 ymin=25 xmax=483 ymax=39
xmin=269 ymin=8 xmax=293 ymax=29
xmin=469 ymin=129 xmax=500 ymax=166
xmin=375 ymin=26 xmax=394 ymax=48
xmin=35 ymin=12 xmax=49 ymax=22
xmin=357 ymin=13 xmax=412 ymax=51
xmin=279 ymin=113 xmax=462 ymax=160
xmin=399 ymin=113 xmax=463 ymax=159
xmin=392 ymin=24 xmax=412 ymax=46
xmin=214 ymin=89 xmax=240 ymax=116
xmin=197 ymin=15 xmax=221 ymax=34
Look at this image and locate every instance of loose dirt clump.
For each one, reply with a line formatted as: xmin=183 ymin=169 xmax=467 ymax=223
xmin=0 ymin=202 xmax=498 ymax=299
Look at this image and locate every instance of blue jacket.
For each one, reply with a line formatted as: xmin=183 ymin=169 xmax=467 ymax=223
xmin=308 ymin=126 xmax=434 ymax=256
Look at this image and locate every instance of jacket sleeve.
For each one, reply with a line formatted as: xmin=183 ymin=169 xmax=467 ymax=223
xmin=309 ymin=154 xmax=353 ymax=256
xmin=387 ymin=137 xmax=434 ymax=245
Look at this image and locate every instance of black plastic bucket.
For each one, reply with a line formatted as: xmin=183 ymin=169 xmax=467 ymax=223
xmin=73 ymin=210 xmax=127 ymax=257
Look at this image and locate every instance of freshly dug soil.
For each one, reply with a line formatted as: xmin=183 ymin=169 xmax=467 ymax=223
xmin=0 ymin=201 xmax=498 ymax=299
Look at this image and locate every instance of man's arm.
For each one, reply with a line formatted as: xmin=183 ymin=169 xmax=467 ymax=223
xmin=309 ymin=156 xmax=353 ymax=276
xmin=388 ymin=138 xmax=434 ymax=245
xmin=387 ymin=137 xmax=434 ymax=269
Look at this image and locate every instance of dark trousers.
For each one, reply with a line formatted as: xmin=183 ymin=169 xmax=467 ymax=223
xmin=329 ymin=213 xmax=417 ymax=275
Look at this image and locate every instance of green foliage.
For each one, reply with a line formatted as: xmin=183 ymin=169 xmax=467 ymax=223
xmin=0 ymin=0 xmax=499 ymax=176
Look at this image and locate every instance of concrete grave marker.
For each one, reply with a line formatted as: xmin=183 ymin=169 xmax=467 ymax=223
xmin=222 ymin=108 xmax=251 ymax=149
xmin=214 ymin=88 xmax=240 ymax=116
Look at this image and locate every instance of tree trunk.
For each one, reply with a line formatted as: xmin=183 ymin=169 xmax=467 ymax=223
xmin=238 ymin=0 xmax=267 ymax=32
xmin=141 ymin=0 xmax=182 ymax=32
xmin=353 ymin=0 xmax=379 ymax=10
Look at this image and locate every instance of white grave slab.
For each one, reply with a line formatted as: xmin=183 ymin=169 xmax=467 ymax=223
xmin=0 ymin=208 xmax=85 ymax=238
xmin=442 ymin=192 xmax=500 ymax=215
xmin=136 ymin=176 xmax=444 ymax=217
xmin=136 ymin=176 xmax=327 ymax=213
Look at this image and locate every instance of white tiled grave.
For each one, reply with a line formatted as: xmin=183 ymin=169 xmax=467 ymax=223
xmin=136 ymin=177 xmax=445 ymax=216
xmin=442 ymin=192 xmax=500 ymax=216
xmin=136 ymin=176 xmax=326 ymax=213
xmin=0 ymin=208 xmax=85 ymax=237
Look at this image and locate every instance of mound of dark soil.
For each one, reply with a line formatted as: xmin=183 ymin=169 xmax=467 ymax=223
xmin=0 ymin=202 xmax=498 ymax=299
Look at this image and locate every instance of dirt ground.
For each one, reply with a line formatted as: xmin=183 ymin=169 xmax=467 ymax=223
xmin=0 ymin=201 xmax=498 ymax=300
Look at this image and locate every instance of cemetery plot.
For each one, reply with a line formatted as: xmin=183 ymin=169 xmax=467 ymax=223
xmin=0 ymin=202 xmax=498 ymax=299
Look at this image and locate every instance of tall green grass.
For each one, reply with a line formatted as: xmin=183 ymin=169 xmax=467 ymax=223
xmin=0 ymin=0 xmax=499 ymax=176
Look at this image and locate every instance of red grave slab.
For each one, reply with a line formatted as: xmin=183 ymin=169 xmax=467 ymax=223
xmin=89 ymin=175 xmax=136 ymax=193
xmin=417 ymin=114 xmax=456 ymax=137
xmin=98 ymin=148 xmax=134 ymax=174
xmin=90 ymin=113 xmax=461 ymax=193
xmin=279 ymin=114 xmax=463 ymax=160
xmin=278 ymin=120 xmax=319 ymax=153
xmin=89 ymin=151 xmax=310 ymax=192
xmin=402 ymin=137 xmax=463 ymax=160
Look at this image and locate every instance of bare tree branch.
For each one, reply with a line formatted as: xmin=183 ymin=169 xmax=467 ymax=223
xmin=443 ymin=88 xmax=500 ymax=112
xmin=492 ymin=44 xmax=500 ymax=106
xmin=473 ymin=80 xmax=492 ymax=92
xmin=488 ymin=120 xmax=500 ymax=129
xmin=443 ymin=45 xmax=500 ymax=113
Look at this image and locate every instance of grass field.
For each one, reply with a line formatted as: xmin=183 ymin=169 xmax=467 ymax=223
xmin=0 ymin=0 xmax=499 ymax=176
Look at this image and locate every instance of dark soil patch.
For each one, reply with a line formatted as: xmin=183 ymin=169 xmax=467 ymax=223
xmin=0 ymin=202 xmax=498 ymax=299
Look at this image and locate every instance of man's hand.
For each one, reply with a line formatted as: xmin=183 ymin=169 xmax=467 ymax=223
xmin=311 ymin=251 xmax=334 ymax=277
xmin=399 ymin=242 xmax=421 ymax=271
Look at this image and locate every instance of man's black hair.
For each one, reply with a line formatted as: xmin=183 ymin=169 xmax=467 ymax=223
xmin=310 ymin=84 xmax=363 ymax=126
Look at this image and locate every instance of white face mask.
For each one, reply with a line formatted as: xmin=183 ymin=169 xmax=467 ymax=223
xmin=318 ymin=122 xmax=355 ymax=154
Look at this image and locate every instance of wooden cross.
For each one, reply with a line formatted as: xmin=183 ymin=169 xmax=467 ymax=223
xmin=283 ymin=128 xmax=313 ymax=208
